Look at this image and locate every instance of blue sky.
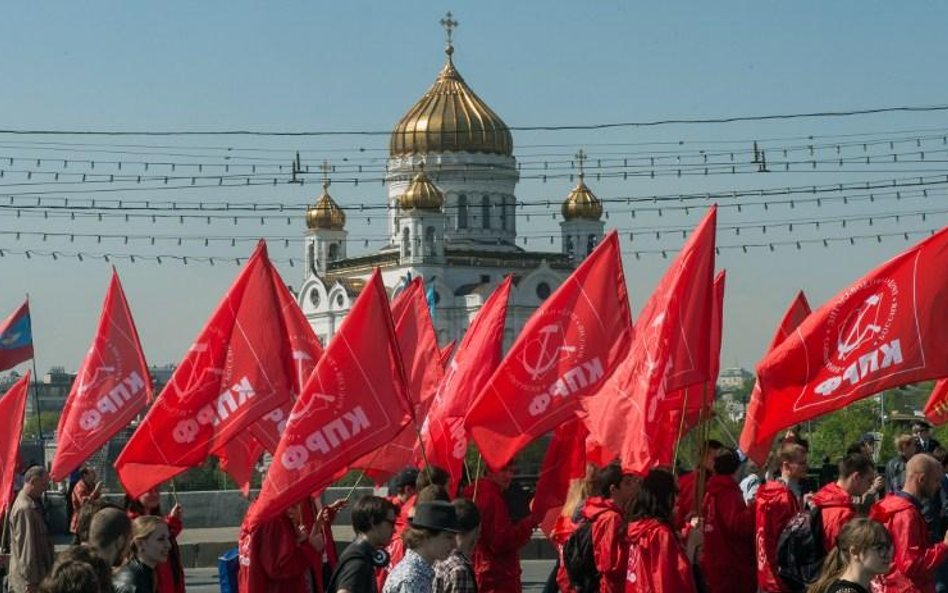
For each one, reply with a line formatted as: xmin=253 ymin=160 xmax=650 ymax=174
xmin=1 ymin=1 xmax=947 ymax=373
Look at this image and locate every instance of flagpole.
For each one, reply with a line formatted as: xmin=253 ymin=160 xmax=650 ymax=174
xmin=671 ymin=387 xmax=691 ymax=476
xmin=25 ymin=294 xmax=45 ymax=463
xmin=693 ymin=383 xmax=712 ymax=520
xmin=472 ymin=453 xmax=482 ymax=500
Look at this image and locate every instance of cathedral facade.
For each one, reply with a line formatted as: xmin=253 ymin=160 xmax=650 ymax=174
xmin=297 ymin=22 xmax=606 ymax=349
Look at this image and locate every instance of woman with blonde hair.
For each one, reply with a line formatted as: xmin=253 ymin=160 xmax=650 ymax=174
xmin=808 ymin=518 xmax=893 ymax=593
xmin=113 ymin=516 xmax=171 ymax=593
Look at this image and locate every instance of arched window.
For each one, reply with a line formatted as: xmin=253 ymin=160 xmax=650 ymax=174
xmin=402 ymin=227 xmax=411 ymax=257
xmin=499 ymin=196 xmax=508 ymax=230
xmin=307 ymin=242 xmax=315 ymax=271
xmin=566 ymin=235 xmax=575 ymax=258
xmin=425 ymin=226 xmax=436 ymax=256
xmin=482 ymin=195 xmax=491 ymax=229
xmin=457 ymin=195 xmax=468 ymax=229
xmin=327 ymin=243 xmax=339 ymax=262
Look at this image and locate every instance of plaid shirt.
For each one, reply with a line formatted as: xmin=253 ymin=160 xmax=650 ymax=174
xmin=433 ymin=549 xmax=477 ymax=593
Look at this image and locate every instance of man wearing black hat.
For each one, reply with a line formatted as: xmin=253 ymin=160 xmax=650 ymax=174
xmin=914 ymin=420 xmax=942 ymax=453
xmin=382 ymin=501 xmax=460 ymax=593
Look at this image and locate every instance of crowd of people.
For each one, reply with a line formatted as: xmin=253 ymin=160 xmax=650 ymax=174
xmin=7 ymin=419 xmax=948 ymax=593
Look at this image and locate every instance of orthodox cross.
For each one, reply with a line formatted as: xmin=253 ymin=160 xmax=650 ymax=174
xmin=440 ymin=12 xmax=458 ymax=47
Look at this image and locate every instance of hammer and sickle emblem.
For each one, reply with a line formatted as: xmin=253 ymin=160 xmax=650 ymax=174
xmin=521 ymin=324 xmax=576 ymax=380
xmin=836 ymin=293 xmax=884 ymax=360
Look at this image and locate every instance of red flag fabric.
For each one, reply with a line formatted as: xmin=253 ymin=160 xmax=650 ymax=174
xmin=533 ymin=419 xmax=588 ymax=537
xmin=51 ymin=270 xmax=153 ymax=481
xmin=0 ymin=371 xmax=30 ymax=518
xmin=580 ymin=207 xmax=717 ymax=474
xmin=420 ymin=277 xmax=512 ymax=494
xmin=755 ymin=225 xmax=948 ymax=441
xmin=739 ymin=291 xmax=811 ymax=464
xmin=116 ymin=242 xmax=296 ymax=498
xmin=244 ymin=269 xmax=412 ymax=529
xmin=465 ymin=232 xmax=633 ymax=471
xmin=351 ymin=278 xmax=443 ymax=483
xmin=678 ymin=270 xmax=727 ymax=433
xmin=439 ymin=340 xmax=456 ymax=368
xmin=217 ymin=434 xmax=264 ymax=495
xmin=0 ymin=301 xmax=34 ymax=372
xmin=925 ymin=380 xmax=948 ymax=426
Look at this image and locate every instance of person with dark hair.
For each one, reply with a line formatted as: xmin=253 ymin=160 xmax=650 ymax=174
xmin=38 ymin=560 xmax=101 ymax=593
xmin=88 ymin=507 xmax=133 ymax=568
xmin=870 ymin=454 xmax=948 ymax=593
xmin=113 ymin=516 xmax=171 ymax=593
xmin=463 ymin=462 xmax=540 ymax=593
xmin=885 ymin=434 xmax=919 ymax=494
xmin=74 ymin=500 xmax=116 ymax=546
xmin=383 ymin=501 xmax=460 ymax=593
xmin=701 ymin=448 xmax=755 ymax=593
xmin=808 ymin=518 xmax=893 ymax=593
xmin=576 ymin=462 xmax=636 ymax=593
xmin=811 ymin=453 xmax=876 ymax=552
xmin=433 ymin=499 xmax=481 ymax=593
xmin=915 ymin=421 xmax=942 ymax=454
xmin=380 ymin=480 xmax=453 ymax=591
xmin=755 ymin=442 xmax=807 ymax=593
xmin=326 ymin=495 xmax=398 ymax=593
xmin=674 ymin=440 xmax=723 ymax=530
xmin=54 ymin=544 xmax=114 ymax=593
xmin=9 ymin=466 xmax=55 ymax=593
xmin=124 ymin=488 xmax=184 ymax=593
xmin=389 ymin=468 xmax=420 ymax=515
xmin=70 ymin=468 xmax=102 ymax=542
xmin=625 ymin=469 xmax=698 ymax=592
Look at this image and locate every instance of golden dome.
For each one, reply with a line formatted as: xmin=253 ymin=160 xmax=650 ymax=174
xmin=390 ymin=45 xmax=513 ymax=158
xmin=561 ymin=175 xmax=604 ymax=221
xmin=306 ymin=182 xmax=346 ymax=230
xmin=399 ymin=170 xmax=444 ymax=211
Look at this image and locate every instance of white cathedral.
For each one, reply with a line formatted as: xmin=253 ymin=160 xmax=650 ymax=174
xmin=296 ymin=17 xmax=607 ymax=348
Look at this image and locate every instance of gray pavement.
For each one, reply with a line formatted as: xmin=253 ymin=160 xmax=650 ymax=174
xmin=184 ymin=560 xmax=556 ymax=593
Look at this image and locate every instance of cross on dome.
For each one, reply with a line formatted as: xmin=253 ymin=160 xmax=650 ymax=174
xmin=574 ymin=149 xmax=588 ymax=180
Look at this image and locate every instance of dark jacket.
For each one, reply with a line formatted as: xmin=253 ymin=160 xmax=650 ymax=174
xmin=113 ymin=557 xmax=156 ymax=593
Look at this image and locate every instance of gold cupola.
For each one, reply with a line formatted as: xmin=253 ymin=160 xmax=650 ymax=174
xmin=389 ymin=14 xmax=513 ymax=158
xmin=306 ymin=166 xmax=346 ymax=230
xmin=561 ymin=150 xmax=603 ymax=221
xmin=399 ymin=168 xmax=445 ymax=211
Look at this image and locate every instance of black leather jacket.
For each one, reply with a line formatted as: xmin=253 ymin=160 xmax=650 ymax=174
xmin=113 ymin=557 xmax=155 ymax=593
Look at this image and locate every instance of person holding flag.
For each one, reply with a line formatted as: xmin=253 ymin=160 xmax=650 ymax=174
xmin=755 ymin=442 xmax=808 ymax=593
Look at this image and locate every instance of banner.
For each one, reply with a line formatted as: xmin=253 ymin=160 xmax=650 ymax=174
xmin=51 ymin=270 xmax=153 ymax=481
xmin=466 ymin=232 xmax=633 ymax=471
xmin=678 ymin=270 xmax=727 ymax=433
xmin=0 ymin=301 xmax=33 ymax=372
xmin=925 ymin=380 xmax=948 ymax=426
xmin=0 ymin=372 xmax=31 ymax=518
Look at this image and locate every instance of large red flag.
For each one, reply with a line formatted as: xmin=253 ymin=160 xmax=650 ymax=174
xmin=244 ymin=269 xmax=412 ymax=529
xmin=51 ymin=270 xmax=153 ymax=481
xmin=465 ymin=232 xmax=633 ymax=471
xmin=0 ymin=371 xmax=30 ymax=518
xmin=116 ymin=242 xmax=296 ymax=498
xmin=739 ymin=291 xmax=811 ymax=464
xmin=439 ymin=340 xmax=456 ymax=368
xmin=533 ymin=419 xmax=589 ymax=537
xmin=0 ymin=301 xmax=33 ymax=372
xmin=679 ymin=270 xmax=727 ymax=433
xmin=755 ymin=225 xmax=948 ymax=441
xmin=580 ymin=207 xmax=717 ymax=474
xmin=420 ymin=277 xmax=512 ymax=493
xmin=925 ymin=380 xmax=948 ymax=426
xmin=351 ymin=278 xmax=443 ymax=483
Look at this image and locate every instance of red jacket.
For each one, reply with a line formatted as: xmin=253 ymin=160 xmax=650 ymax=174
xmin=701 ymin=475 xmax=756 ymax=593
xmin=625 ymin=518 xmax=696 ymax=593
xmin=463 ymin=479 xmax=536 ymax=593
xmin=810 ymin=482 xmax=855 ymax=552
xmin=870 ymin=493 xmax=948 ymax=593
xmin=581 ymin=497 xmax=627 ymax=593
xmin=754 ymin=481 xmax=800 ymax=593
xmin=127 ymin=510 xmax=185 ymax=593
xmin=70 ymin=480 xmax=100 ymax=534
xmin=238 ymin=514 xmax=322 ymax=593
xmin=674 ymin=471 xmax=704 ymax=531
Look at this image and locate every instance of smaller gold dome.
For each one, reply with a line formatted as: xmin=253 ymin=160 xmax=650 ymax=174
xmin=561 ymin=175 xmax=603 ymax=221
xmin=306 ymin=183 xmax=346 ymax=230
xmin=399 ymin=171 xmax=444 ymax=211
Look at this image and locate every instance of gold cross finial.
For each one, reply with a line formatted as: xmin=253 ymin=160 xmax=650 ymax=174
xmin=574 ymin=149 xmax=588 ymax=180
xmin=440 ymin=12 xmax=458 ymax=54
xmin=319 ymin=160 xmax=332 ymax=190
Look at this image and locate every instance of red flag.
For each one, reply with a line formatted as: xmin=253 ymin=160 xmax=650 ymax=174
xmin=116 ymin=242 xmax=296 ymax=498
xmin=244 ymin=269 xmax=412 ymax=529
xmin=420 ymin=277 xmax=512 ymax=493
xmin=439 ymin=340 xmax=456 ymax=368
xmin=739 ymin=291 xmax=811 ymax=464
xmin=51 ymin=270 xmax=153 ymax=481
xmin=925 ymin=380 xmax=948 ymax=426
xmin=351 ymin=278 xmax=443 ymax=483
xmin=217 ymin=434 xmax=264 ymax=495
xmin=755 ymin=225 xmax=948 ymax=441
xmin=678 ymin=270 xmax=727 ymax=433
xmin=465 ymin=232 xmax=633 ymax=471
xmin=533 ymin=419 xmax=588 ymax=537
xmin=0 ymin=372 xmax=30 ymax=518
xmin=581 ymin=207 xmax=717 ymax=474
xmin=0 ymin=301 xmax=33 ymax=372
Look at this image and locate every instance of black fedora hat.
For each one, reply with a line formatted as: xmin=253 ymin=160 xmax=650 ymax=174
xmin=409 ymin=501 xmax=461 ymax=533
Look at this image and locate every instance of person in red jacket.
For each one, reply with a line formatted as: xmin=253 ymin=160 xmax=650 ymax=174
xmin=870 ymin=453 xmax=948 ymax=593
xmin=674 ymin=440 xmax=723 ymax=531
xmin=701 ymin=447 xmax=755 ymax=593
xmin=239 ymin=499 xmax=328 ymax=593
xmin=580 ymin=463 xmax=637 ymax=593
xmin=811 ymin=452 xmax=876 ymax=552
xmin=463 ymin=461 xmax=540 ymax=593
xmin=626 ymin=468 xmax=700 ymax=593
xmin=124 ymin=487 xmax=185 ymax=593
xmin=755 ymin=442 xmax=807 ymax=593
